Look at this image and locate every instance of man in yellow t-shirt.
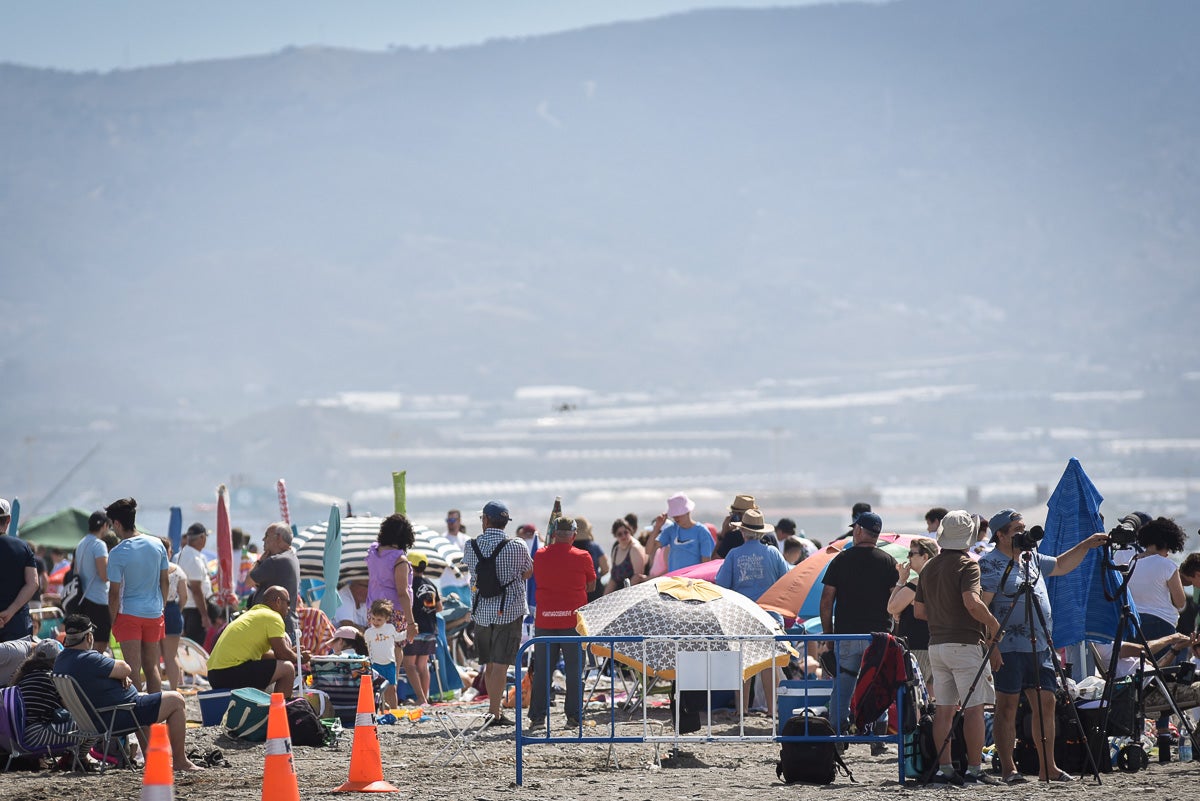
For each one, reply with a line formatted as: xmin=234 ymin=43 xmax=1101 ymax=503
xmin=207 ymin=586 xmax=303 ymax=698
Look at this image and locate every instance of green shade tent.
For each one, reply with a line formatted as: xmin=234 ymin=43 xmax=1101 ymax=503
xmin=16 ymin=508 xmax=90 ymax=550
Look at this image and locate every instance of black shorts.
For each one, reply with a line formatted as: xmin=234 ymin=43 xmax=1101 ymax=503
xmin=207 ymin=659 xmax=278 ymax=691
xmin=77 ymin=598 xmax=113 ymax=644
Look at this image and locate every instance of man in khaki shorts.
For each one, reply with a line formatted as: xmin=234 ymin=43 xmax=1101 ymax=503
xmin=915 ymin=510 xmax=1003 ymax=785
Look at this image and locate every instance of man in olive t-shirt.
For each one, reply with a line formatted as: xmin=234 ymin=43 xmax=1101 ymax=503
xmin=914 ymin=511 xmax=1002 ymax=784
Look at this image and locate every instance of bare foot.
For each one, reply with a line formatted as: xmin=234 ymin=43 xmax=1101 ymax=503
xmin=178 ymin=760 xmax=205 ymax=772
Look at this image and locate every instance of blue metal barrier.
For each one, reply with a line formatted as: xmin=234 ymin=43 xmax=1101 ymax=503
xmin=513 ymin=633 xmax=905 ymax=785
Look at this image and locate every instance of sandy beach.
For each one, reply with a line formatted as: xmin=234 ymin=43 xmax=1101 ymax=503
xmin=3 ymin=693 xmax=1198 ymax=801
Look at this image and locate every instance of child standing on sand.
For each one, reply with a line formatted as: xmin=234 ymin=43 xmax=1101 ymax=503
xmin=366 ymin=599 xmax=404 ymax=711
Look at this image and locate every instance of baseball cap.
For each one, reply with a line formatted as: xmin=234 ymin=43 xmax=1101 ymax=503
xmin=323 ymin=625 xmax=362 ymax=650
xmin=0 ymin=499 xmax=9 ymax=517
xmin=553 ymin=517 xmax=578 ymax=534
xmin=989 ymin=509 xmax=1021 ymax=534
xmin=854 ymin=511 xmax=883 ymax=535
xmin=482 ymin=500 xmax=510 ymax=521
xmin=407 ymin=551 xmax=429 ymax=570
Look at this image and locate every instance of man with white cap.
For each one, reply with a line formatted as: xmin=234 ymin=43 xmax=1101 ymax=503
xmin=0 ymin=498 xmax=40 ymax=642
xmin=914 ymin=510 xmax=1002 ymax=785
xmin=645 ymin=492 xmax=714 ymax=573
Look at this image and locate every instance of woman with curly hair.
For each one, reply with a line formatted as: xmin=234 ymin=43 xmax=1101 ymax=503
xmin=366 ymin=514 xmax=419 ymax=653
xmin=1128 ymin=517 xmax=1189 ymax=642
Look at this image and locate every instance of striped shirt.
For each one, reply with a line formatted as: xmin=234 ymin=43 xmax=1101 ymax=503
xmin=462 ymin=528 xmax=532 ymax=626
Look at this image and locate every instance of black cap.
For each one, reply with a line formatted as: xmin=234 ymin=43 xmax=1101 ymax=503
xmin=87 ymin=510 xmax=109 ymax=532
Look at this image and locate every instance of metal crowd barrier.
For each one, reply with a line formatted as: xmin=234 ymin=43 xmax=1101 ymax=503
xmin=513 ymin=633 xmax=904 ymax=785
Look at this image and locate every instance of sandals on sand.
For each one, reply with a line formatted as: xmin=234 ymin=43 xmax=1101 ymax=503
xmin=1044 ymin=771 xmax=1076 ymax=783
xmin=1002 ymin=772 xmax=1028 ymax=785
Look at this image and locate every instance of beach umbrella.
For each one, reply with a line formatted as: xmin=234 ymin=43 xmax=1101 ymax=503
xmin=215 ymin=485 xmax=236 ymax=610
xmin=1039 ymin=458 xmax=1114 ymax=646
xmin=293 ymin=517 xmax=463 ymax=585
xmin=168 ymin=507 xmax=182 ymax=560
xmin=277 ymin=478 xmax=291 ymax=524
xmin=667 ymin=558 xmax=724 ymax=583
xmin=755 ymin=543 xmax=843 ymax=620
xmin=575 ymin=576 xmax=794 ymax=680
xmin=9 ymin=497 xmax=20 ymax=538
xmin=320 ymin=504 xmax=343 ymax=618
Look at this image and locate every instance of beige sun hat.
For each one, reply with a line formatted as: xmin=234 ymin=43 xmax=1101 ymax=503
xmin=937 ymin=510 xmax=977 ymax=551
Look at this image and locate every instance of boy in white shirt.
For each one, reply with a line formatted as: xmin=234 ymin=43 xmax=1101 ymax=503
xmin=366 ymin=599 xmax=404 ymax=712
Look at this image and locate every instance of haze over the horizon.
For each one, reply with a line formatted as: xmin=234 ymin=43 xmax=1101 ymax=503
xmin=1 ymin=0 xmax=863 ymax=72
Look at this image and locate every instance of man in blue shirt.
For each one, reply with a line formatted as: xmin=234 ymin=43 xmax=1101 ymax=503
xmin=645 ymin=493 xmax=714 ymax=573
xmin=55 ymin=615 xmax=201 ymax=771
xmin=105 ymin=497 xmax=169 ymax=693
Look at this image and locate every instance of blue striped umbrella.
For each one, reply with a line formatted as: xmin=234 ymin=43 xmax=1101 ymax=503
xmin=321 ymin=504 xmax=343 ymax=618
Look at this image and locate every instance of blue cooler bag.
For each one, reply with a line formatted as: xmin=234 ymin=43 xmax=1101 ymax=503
xmin=225 ymin=687 xmax=273 ymax=742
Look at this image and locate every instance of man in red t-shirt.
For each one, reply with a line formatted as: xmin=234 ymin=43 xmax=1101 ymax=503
xmin=528 ymin=516 xmax=597 ymax=730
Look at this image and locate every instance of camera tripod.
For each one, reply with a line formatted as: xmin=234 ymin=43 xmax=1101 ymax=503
xmin=1095 ymin=547 xmax=1197 ymax=770
xmin=920 ymin=550 xmax=1102 ymax=786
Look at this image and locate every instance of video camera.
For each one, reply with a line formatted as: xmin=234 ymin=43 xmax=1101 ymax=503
xmin=1011 ymin=524 xmax=1044 ymax=552
xmin=1107 ymin=512 xmax=1148 ymax=549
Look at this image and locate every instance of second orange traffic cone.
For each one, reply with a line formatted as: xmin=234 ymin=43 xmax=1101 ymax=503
xmin=262 ymin=693 xmax=301 ymax=801
xmin=334 ymin=674 xmax=399 ymax=793
xmin=140 ymin=722 xmax=173 ymax=801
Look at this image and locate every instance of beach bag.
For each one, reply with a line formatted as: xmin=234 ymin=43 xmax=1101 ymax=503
xmin=470 ymin=539 xmax=520 ymax=615
xmin=286 ymin=697 xmax=329 ymax=747
xmin=225 ymin=687 xmax=272 ymax=742
xmin=60 ymin=566 xmax=82 ymax=613
xmin=905 ymin=705 xmax=967 ymax=779
xmin=776 ymin=713 xmax=854 ymax=785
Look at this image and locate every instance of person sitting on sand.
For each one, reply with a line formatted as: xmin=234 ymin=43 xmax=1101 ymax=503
xmin=54 ymin=614 xmax=202 ymax=771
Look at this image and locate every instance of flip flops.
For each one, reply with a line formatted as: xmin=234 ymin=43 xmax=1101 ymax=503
xmin=1002 ymin=772 xmax=1028 ymax=784
xmin=187 ymin=748 xmax=230 ymax=768
xmin=1044 ymin=771 xmax=1076 ymax=783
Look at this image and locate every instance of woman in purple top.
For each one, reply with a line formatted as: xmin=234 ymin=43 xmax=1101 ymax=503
xmin=366 ymin=514 xmax=418 ymax=647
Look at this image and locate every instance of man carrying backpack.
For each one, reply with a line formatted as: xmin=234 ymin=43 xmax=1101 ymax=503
xmin=462 ymin=500 xmax=532 ymax=727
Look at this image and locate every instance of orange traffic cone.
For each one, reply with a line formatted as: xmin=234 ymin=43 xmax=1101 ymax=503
xmin=334 ymin=674 xmax=399 ymax=793
xmin=262 ymin=693 xmax=301 ymax=801
xmin=140 ymin=722 xmax=173 ymax=801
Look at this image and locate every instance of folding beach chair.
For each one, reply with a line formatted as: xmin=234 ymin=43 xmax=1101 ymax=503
xmin=0 ymin=686 xmax=91 ymax=771
xmin=51 ymin=674 xmax=144 ymax=772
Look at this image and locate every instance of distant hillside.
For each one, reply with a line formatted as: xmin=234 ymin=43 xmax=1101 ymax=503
xmin=2 ymin=0 xmax=1198 ymax=416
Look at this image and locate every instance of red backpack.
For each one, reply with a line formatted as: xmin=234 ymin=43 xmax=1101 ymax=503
xmin=850 ymin=632 xmax=909 ymax=733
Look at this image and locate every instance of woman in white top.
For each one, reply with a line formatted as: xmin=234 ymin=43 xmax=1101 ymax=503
xmin=159 ymin=536 xmax=190 ymax=690
xmin=1127 ymin=517 xmax=1188 ymax=642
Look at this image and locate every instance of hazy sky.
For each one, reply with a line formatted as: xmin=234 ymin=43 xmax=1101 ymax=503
xmin=1 ymin=0 xmax=864 ymax=72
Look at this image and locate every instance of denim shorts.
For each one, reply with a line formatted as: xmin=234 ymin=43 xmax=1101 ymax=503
xmin=993 ymin=649 xmax=1056 ymax=694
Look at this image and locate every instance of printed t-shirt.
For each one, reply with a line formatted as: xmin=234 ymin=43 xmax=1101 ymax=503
xmin=657 ymin=522 xmax=714 ymax=572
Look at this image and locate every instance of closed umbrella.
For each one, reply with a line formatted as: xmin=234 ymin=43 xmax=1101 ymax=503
xmin=293 ymin=517 xmax=463 ymax=585
xmin=168 ymin=507 xmax=182 ymax=560
xmin=575 ymin=576 xmax=794 ymax=680
xmin=1039 ymin=458 xmax=1114 ymax=646
xmin=215 ymin=485 xmax=236 ymax=611
xmin=9 ymin=497 xmax=19 ymax=538
xmin=321 ymin=504 xmax=343 ymax=618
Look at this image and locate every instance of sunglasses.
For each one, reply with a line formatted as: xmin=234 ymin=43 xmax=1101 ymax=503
xmin=908 ymin=551 xmax=924 ymax=557
xmin=445 ymin=517 xmax=460 ymax=523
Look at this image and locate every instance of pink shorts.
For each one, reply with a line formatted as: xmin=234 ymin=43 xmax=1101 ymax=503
xmin=112 ymin=613 xmax=166 ymax=643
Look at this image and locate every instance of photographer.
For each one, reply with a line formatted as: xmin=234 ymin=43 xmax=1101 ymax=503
xmin=979 ymin=509 xmax=1108 ymax=784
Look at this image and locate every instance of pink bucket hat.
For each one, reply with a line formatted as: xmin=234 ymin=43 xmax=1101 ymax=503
xmin=666 ymin=493 xmax=695 ymax=518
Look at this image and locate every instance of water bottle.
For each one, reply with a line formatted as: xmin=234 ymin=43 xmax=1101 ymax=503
xmin=1180 ymin=736 xmax=1193 ymax=763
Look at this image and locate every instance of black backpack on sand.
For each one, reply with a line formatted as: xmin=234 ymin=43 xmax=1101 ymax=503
xmin=285 ymin=698 xmax=330 ymax=747
xmin=777 ymin=713 xmax=854 ymax=785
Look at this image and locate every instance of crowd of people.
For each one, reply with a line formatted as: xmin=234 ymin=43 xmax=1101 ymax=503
xmin=2 ymin=491 xmax=1199 ymax=783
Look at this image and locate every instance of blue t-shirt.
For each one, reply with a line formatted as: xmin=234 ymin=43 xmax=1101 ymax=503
xmin=74 ymin=534 xmax=110 ymax=605
xmin=714 ymin=538 xmax=791 ymax=601
xmin=107 ymin=535 xmax=169 ymax=618
xmin=55 ymin=647 xmax=137 ymax=711
xmin=657 ymin=522 xmax=714 ymax=572
xmin=979 ymin=549 xmax=1057 ymax=654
